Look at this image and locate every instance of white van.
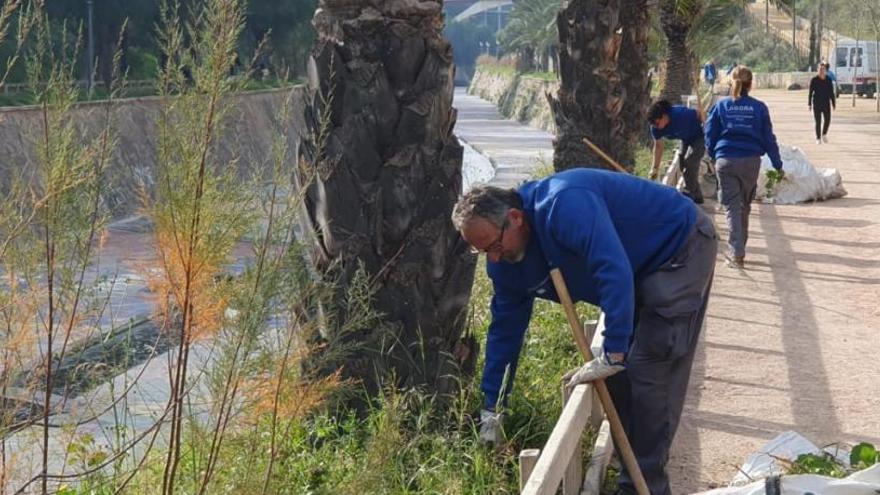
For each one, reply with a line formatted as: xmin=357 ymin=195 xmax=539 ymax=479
xmin=830 ymin=38 xmax=878 ymax=97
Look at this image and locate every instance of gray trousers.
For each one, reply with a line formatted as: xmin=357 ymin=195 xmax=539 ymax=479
xmin=678 ymin=137 xmax=706 ymax=202
xmin=607 ymin=209 xmax=717 ymax=495
xmin=716 ymin=156 xmax=761 ymax=258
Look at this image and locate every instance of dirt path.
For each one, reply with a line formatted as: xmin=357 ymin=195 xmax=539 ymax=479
xmin=671 ymin=89 xmax=880 ymax=492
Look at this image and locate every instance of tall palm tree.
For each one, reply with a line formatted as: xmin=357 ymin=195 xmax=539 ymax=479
xmin=659 ymin=0 xmax=750 ymax=102
xmin=498 ymin=0 xmax=560 ymax=72
xmin=297 ymin=2 xmax=477 ymax=395
xmin=549 ymin=0 xmax=649 ymax=171
xmin=659 ymin=0 xmax=704 ymax=102
xmin=619 ymin=0 xmax=652 ymax=156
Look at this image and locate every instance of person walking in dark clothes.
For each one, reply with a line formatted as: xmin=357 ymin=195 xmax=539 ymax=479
xmin=809 ymin=64 xmax=836 ymax=144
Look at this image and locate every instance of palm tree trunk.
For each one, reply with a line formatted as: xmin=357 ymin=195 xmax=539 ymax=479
xmin=659 ymin=0 xmax=697 ymax=103
xmin=297 ymin=1 xmax=478 ymax=396
xmin=549 ymin=0 xmax=628 ymax=171
xmin=618 ymin=0 xmax=651 ymax=163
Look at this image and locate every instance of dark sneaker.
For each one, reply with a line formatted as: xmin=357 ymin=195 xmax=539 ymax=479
xmin=611 ymin=487 xmax=638 ymax=495
xmin=683 ymin=192 xmax=705 ymax=204
xmin=725 ymin=254 xmax=745 ymax=269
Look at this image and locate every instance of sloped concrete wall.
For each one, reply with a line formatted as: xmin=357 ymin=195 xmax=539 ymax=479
xmin=0 ymin=87 xmax=307 ymax=218
xmin=468 ymin=66 xmax=558 ymax=132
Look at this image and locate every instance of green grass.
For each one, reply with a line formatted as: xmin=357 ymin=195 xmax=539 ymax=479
xmin=479 ymin=63 xmax=518 ymax=77
xmin=68 ymin=259 xmax=599 ymax=495
xmin=523 ymin=71 xmax=557 ymax=82
xmin=633 ymin=142 xmax=677 ymax=179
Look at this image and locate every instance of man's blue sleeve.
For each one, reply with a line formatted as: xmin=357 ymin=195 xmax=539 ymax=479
xmin=481 ymin=287 xmax=534 ymax=410
xmin=704 ymin=105 xmax=721 ymax=160
xmin=548 ymin=191 xmax=634 ymax=354
xmin=761 ymin=105 xmax=783 ymax=170
xmin=650 ymin=125 xmax=662 ymax=140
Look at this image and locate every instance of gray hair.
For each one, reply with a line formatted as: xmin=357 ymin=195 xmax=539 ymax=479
xmin=451 ymin=184 xmax=522 ymax=231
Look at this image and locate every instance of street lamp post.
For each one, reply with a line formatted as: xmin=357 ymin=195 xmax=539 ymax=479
xmin=87 ymin=0 xmax=94 ymax=98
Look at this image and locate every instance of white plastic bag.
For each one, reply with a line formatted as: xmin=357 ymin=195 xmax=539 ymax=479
xmin=756 ymin=146 xmax=847 ymax=204
xmin=694 ymin=431 xmax=876 ymax=495
xmin=694 ymin=464 xmax=880 ymax=494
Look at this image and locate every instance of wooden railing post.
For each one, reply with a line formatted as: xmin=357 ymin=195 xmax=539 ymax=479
xmin=583 ymin=420 xmax=614 ymax=495
xmin=584 ymin=319 xmax=606 ymax=432
xmin=561 ymin=381 xmax=583 ymax=495
xmin=519 ymin=449 xmax=540 ymax=491
xmin=522 ymin=384 xmax=592 ymax=495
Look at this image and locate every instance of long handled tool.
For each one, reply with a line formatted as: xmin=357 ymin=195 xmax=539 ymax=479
xmin=582 ymin=137 xmax=629 ymax=174
xmin=550 ymin=270 xmax=650 ymax=495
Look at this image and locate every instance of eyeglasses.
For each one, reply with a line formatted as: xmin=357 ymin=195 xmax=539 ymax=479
xmin=469 ymin=222 xmax=507 ymax=255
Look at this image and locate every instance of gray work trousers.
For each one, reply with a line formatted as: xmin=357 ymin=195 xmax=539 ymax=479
xmin=607 ymin=208 xmax=717 ymax=495
xmin=677 ymin=137 xmax=706 ymax=202
xmin=716 ymin=156 xmax=761 ymax=258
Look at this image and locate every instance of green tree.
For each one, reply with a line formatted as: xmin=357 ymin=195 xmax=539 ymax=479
xmin=244 ymin=0 xmax=316 ymax=77
xmin=658 ymin=0 xmax=748 ymax=102
xmin=45 ymin=0 xmax=160 ymax=84
xmin=658 ymin=0 xmax=704 ymax=101
xmin=444 ymin=19 xmax=496 ymax=78
xmin=497 ymin=0 xmax=560 ymax=72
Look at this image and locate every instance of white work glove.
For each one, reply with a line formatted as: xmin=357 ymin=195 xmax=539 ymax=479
xmin=565 ymin=353 xmax=626 ymax=389
xmin=478 ymin=409 xmax=503 ymax=445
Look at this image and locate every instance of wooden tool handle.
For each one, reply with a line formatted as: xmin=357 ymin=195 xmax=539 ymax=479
xmin=550 ymin=269 xmax=650 ymax=495
xmin=582 ymin=137 xmax=629 ymax=174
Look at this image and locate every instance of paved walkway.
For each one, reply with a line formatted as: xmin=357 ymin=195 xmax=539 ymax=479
xmin=454 ymin=88 xmax=553 ymax=187
xmin=454 ymin=87 xmax=880 ymax=493
xmin=672 ymin=90 xmax=880 ymax=492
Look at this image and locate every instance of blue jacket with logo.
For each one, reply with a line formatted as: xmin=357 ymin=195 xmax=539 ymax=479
xmin=482 ymin=169 xmax=697 ymax=409
xmin=705 ymin=94 xmax=783 ymax=170
xmin=650 ymin=105 xmax=704 ymax=145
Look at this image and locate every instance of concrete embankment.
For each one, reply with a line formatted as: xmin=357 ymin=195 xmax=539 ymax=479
xmin=0 ymin=87 xmax=307 ymax=218
xmin=469 ymin=64 xmax=819 ymax=132
xmin=468 ymin=66 xmax=558 ymax=133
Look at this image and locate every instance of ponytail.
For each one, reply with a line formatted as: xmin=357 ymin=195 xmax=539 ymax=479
xmin=731 ymin=65 xmax=753 ymax=100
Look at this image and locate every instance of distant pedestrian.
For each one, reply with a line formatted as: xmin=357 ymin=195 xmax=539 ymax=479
xmin=823 ymin=62 xmax=838 ymax=86
xmin=648 ymin=100 xmax=706 ymax=204
xmin=705 ymin=66 xmax=784 ymax=269
xmin=809 ymin=64 xmax=836 ymax=144
xmin=725 ymin=61 xmax=737 ymax=77
xmin=704 ymin=59 xmax=717 ymax=90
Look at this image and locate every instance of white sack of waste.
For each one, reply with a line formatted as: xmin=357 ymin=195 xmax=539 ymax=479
xmin=693 ymin=463 xmax=880 ymax=494
xmin=730 ymin=431 xmax=850 ymax=485
xmin=460 ymin=138 xmax=495 ymax=192
xmin=757 ymin=145 xmax=847 ymax=204
xmin=692 ymin=431 xmax=877 ymax=495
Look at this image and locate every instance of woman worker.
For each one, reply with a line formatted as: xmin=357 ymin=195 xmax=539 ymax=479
xmin=705 ymin=65 xmax=784 ymax=269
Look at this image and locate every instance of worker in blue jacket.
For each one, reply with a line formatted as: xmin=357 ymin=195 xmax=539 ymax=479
xmin=648 ymin=99 xmax=706 ymax=203
xmin=704 ymin=59 xmax=717 ymax=90
xmin=705 ymin=65 xmax=784 ymax=269
xmin=452 ymin=169 xmax=717 ymax=495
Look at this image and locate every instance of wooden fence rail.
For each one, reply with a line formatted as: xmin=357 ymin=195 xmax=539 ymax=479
xmin=519 ymin=319 xmax=615 ymax=495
